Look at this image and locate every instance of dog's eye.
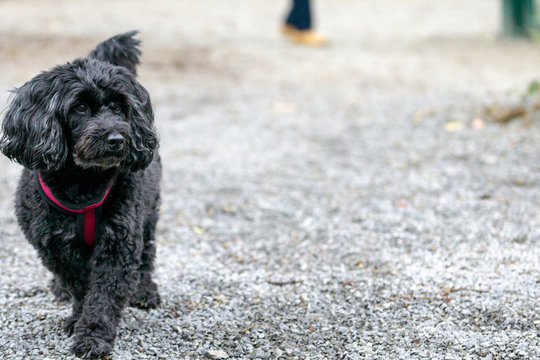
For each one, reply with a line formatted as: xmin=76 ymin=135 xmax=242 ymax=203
xmin=75 ymin=104 xmax=88 ymax=114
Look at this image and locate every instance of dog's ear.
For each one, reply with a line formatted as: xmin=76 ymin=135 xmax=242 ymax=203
xmin=88 ymin=30 xmax=141 ymax=75
xmin=123 ymin=78 xmax=158 ymax=172
xmin=1 ymin=73 xmax=68 ymax=170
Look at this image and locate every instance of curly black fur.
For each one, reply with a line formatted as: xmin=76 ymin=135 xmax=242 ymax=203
xmin=1 ymin=31 xmax=161 ymax=359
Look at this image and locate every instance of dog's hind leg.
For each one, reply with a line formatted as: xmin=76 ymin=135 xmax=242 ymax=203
xmin=63 ymin=299 xmax=84 ymax=336
xmin=50 ymin=275 xmax=72 ymax=302
xmin=129 ymin=209 xmax=161 ymax=309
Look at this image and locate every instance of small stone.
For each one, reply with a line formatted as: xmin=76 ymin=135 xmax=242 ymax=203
xmin=215 ymin=294 xmax=227 ymax=302
xmin=250 ymin=349 xmax=270 ymax=358
xmin=205 ymin=349 xmax=229 ymax=359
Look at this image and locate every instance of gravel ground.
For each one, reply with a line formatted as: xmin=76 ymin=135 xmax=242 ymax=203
xmin=0 ymin=1 xmax=539 ymax=359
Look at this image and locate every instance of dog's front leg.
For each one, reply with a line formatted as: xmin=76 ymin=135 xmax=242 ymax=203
xmin=71 ymin=234 xmax=141 ymax=358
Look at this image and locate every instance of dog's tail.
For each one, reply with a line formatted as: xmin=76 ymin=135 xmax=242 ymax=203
xmin=88 ymin=30 xmax=142 ymax=75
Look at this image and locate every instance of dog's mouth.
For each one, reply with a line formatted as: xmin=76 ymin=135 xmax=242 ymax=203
xmin=73 ymin=152 xmax=126 ymax=169
xmin=73 ymin=133 xmax=130 ymax=169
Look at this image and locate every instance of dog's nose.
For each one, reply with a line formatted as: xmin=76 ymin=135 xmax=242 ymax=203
xmin=107 ymin=133 xmax=125 ymax=150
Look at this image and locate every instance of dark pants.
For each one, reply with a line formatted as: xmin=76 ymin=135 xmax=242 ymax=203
xmin=285 ymin=0 xmax=312 ymax=31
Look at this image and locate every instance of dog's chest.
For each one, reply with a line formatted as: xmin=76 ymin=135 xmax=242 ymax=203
xmin=33 ymin=171 xmax=112 ymax=249
xmin=15 ymin=173 xmax=110 ymax=254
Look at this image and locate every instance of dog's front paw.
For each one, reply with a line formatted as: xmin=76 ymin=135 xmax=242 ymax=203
xmin=71 ymin=319 xmax=116 ymax=359
xmin=130 ymin=281 xmax=161 ymax=309
xmin=71 ymin=335 xmax=113 ymax=359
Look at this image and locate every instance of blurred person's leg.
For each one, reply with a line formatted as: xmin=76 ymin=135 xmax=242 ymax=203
xmin=286 ymin=0 xmax=311 ymax=31
xmin=282 ymin=0 xmax=326 ymax=46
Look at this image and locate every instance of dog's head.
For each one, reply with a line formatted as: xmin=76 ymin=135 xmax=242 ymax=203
xmin=0 ymin=31 xmax=158 ymax=172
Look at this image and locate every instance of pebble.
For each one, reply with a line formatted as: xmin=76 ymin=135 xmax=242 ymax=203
xmin=205 ymin=349 xmax=229 ymax=359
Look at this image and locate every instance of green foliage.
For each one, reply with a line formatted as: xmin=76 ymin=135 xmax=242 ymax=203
xmin=527 ymin=80 xmax=540 ymax=94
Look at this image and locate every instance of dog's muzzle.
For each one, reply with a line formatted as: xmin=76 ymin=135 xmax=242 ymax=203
xmin=73 ymin=120 xmax=131 ymax=169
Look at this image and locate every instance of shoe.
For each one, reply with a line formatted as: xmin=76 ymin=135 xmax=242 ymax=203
xmin=281 ymin=24 xmax=327 ymax=46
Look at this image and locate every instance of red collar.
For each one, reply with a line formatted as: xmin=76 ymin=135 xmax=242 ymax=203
xmin=37 ymin=172 xmax=114 ymax=247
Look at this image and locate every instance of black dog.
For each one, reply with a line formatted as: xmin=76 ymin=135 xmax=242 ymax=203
xmin=1 ymin=31 xmax=160 ymax=358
